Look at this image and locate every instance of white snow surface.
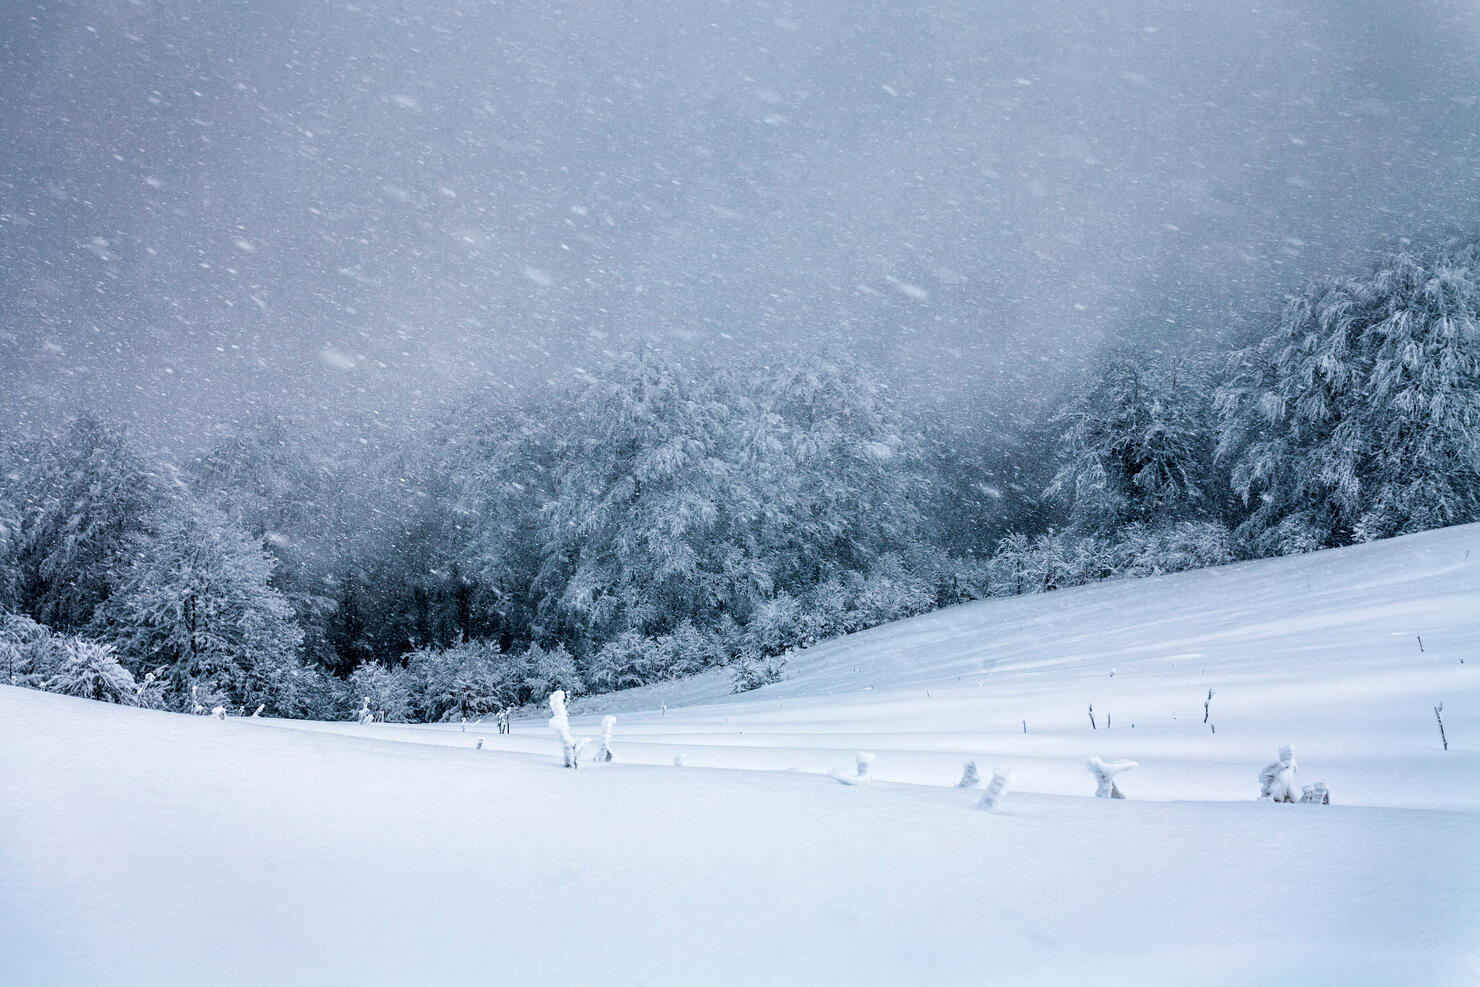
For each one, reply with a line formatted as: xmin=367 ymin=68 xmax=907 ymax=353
xmin=4 ymin=525 xmax=1480 ymax=984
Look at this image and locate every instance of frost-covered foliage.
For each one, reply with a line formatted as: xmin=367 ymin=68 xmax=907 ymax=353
xmin=95 ymin=497 xmax=305 ymax=713
xmin=1 ymin=415 xmax=165 ymax=632
xmin=348 ymin=662 xmax=414 ymax=723
xmin=1047 ymin=354 xmax=1220 ymax=535
xmin=1 ymin=613 xmax=138 ymax=705
xmin=731 ymin=650 xmax=787 ymax=694
xmin=984 ymin=521 xmax=1233 ymax=598
xmin=1218 ymin=240 xmax=1480 ymax=554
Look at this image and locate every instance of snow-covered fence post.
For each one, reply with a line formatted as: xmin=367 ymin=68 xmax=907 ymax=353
xmin=1435 ymin=703 xmax=1448 ymax=752
xmin=599 ymin=715 xmax=617 ymax=762
xmin=1085 ymin=756 xmax=1136 ymax=798
xmin=548 ymin=690 xmax=586 ymax=768
xmin=1258 ymin=745 xmax=1298 ymax=802
xmin=979 ymin=769 xmax=1012 ymax=811
xmin=830 ymin=751 xmax=875 ymax=786
xmin=957 ymin=761 xmax=981 ymax=788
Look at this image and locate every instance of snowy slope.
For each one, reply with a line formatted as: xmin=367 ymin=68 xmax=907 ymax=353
xmin=4 ymin=526 xmax=1480 ymax=985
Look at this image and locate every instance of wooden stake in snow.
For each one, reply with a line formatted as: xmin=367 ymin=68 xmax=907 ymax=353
xmin=1085 ymin=756 xmax=1136 ymax=798
xmin=1435 ymin=702 xmax=1448 ymax=752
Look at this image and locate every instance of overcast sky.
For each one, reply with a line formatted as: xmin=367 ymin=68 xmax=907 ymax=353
xmin=3 ymin=0 xmax=1479 ymax=448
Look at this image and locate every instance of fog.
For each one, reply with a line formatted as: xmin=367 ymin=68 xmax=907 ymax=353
xmin=3 ymin=0 xmax=1479 ymax=446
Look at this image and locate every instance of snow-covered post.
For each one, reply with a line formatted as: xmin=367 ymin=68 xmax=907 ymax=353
xmin=957 ymin=761 xmax=981 ymax=788
xmin=979 ymin=769 xmax=1012 ymax=811
xmin=830 ymin=751 xmax=875 ymax=786
xmin=548 ymin=690 xmax=586 ymax=768
xmin=599 ymin=715 xmax=617 ymax=762
xmin=1258 ymin=745 xmax=1298 ymax=802
xmin=1085 ymin=756 xmax=1137 ymax=798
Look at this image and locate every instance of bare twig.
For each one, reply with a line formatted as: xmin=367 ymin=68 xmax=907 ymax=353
xmin=1435 ymin=702 xmax=1448 ymax=752
xmin=1204 ymin=688 xmax=1215 ymax=724
xmin=1088 ymin=703 xmax=1097 ymax=730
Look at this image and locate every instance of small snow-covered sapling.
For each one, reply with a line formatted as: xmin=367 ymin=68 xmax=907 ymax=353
xmin=211 ymin=705 xmax=227 ymax=720
xmin=979 ymin=769 xmax=1012 ymax=811
xmin=548 ymin=690 xmax=587 ymax=768
xmin=1299 ymin=782 xmax=1330 ymax=804
xmin=1085 ymin=756 xmax=1136 ymax=798
xmin=476 ymin=737 xmax=484 ymax=750
xmin=957 ymin=761 xmax=981 ymax=788
xmin=357 ymin=696 xmax=374 ymax=725
xmin=830 ymin=751 xmax=875 ymax=786
xmin=1258 ymin=745 xmax=1299 ymax=802
xmin=599 ymin=715 xmax=617 ymax=762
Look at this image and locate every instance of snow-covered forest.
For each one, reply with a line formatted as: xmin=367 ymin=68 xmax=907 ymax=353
xmin=4 ymin=236 xmax=1477 ymax=719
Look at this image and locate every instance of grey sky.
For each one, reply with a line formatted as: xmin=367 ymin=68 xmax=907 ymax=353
xmin=3 ymin=0 xmax=1479 ymax=447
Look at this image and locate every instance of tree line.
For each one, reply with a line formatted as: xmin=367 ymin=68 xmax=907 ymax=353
xmin=3 ymin=235 xmax=1477 ymax=719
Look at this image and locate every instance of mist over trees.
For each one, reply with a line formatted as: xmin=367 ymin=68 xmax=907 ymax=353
xmin=4 ymin=237 xmax=1479 ymax=719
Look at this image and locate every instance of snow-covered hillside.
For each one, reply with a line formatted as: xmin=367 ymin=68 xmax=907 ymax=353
xmin=4 ymin=526 xmax=1479 ymax=985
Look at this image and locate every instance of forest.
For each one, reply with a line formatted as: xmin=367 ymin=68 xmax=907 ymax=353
xmin=3 ymin=236 xmax=1478 ymax=721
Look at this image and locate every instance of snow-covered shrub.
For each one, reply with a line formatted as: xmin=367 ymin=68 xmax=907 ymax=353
xmin=348 ymin=661 xmax=414 ymax=723
xmin=406 ymin=639 xmax=514 ymax=722
xmin=1085 ymin=756 xmax=1137 ymax=799
xmin=979 ymin=769 xmax=1012 ymax=811
xmin=830 ymin=751 xmax=875 ymax=786
xmin=43 ymin=637 xmax=138 ymax=704
xmin=1258 ymin=745 xmax=1299 ymax=802
xmin=518 ymin=642 xmax=584 ymax=702
xmin=599 ymin=714 xmax=617 ymax=762
xmin=730 ymin=649 xmax=786 ymax=693
xmin=0 ymin=612 xmax=65 ymax=688
xmin=956 ymin=761 xmax=981 ymax=788
xmin=586 ymin=631 xmax=665 ymax=692
xmin=1300 ymin=782 xmax=1330 ymax=805
xmin=1110 ymin=522 xmax=1234 ymax=577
